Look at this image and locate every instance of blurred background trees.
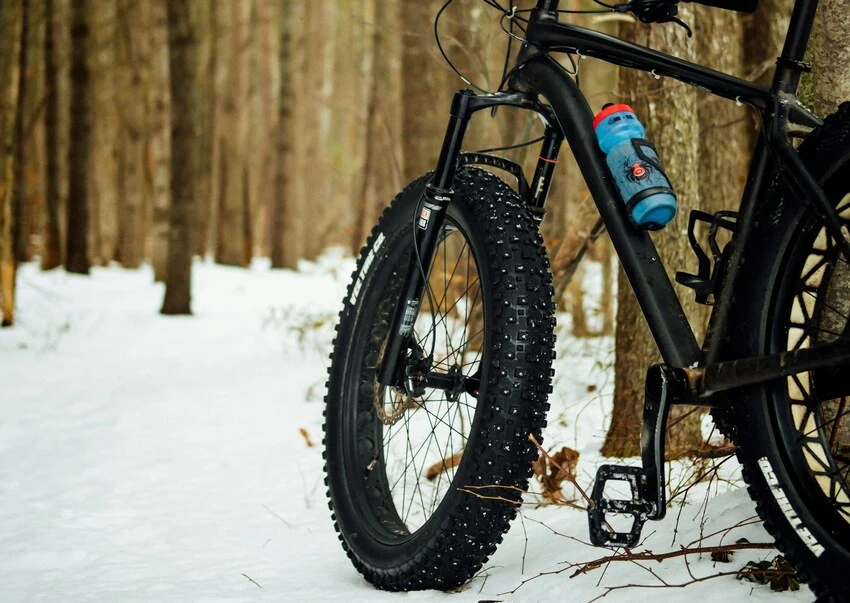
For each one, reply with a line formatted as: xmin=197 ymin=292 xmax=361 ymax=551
xmin=0 ymin=0 xmax=844 ymax=449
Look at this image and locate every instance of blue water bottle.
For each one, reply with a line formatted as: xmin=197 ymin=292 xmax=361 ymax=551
xmin=593 ymin=103 xmax=677 ymax=230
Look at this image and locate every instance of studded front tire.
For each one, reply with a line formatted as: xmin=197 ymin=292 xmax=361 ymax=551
xmin=323 ymin=169 xmax=555 ymax=591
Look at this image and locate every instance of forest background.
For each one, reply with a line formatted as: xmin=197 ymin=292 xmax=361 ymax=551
xmin=0 ymin=0 xmax=848 ymax=452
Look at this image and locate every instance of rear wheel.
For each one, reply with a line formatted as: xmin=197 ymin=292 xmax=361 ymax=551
xmin=730 ymin=104 xmax=850 ymax=602
xmin=323 ymin=169 xmax=555 ymax=591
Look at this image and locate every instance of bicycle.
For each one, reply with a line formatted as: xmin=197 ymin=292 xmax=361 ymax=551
xmin=322 ymin=0 xmax=850 ymax=599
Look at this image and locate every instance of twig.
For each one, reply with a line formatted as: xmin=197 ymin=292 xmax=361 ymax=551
xmin=570 ymin=541 xmax=775 ymax=578
xmin=687 ymin=516 xmax=762 ymax=549
xmin=529 ymin=433 xmax=592 ymax=505
xmin=587 ymin=570 xmax=741 ymax=602
xmin=263 ymin=504 xmax=292 ymax=528
xmin=459 ymin=484 xmax=585 ymax=510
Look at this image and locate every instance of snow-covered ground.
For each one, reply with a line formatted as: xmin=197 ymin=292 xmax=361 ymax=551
xmin=1 ymin=256 xmax=811 ymax=602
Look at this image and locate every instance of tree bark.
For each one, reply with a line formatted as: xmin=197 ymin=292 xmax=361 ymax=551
xmin=0 ymin=0 xmax=23 ymax=326
xmin=161 ymin=0 xmax=197 ymax=315
xmin=605 ymin=9 xmax=707 ymax=457
xmin=115 ymin=0 xmax=148 ymax=268
xmin=799 ymin=0 xmax=850 ymax=116
xmin=191 ymin=0 xmax=216 ymax=260
xmin=66 ymin=0 xmax=91 ymax=274
xmin=401 ymin=1 xmax=453 ymax=181
xmin=744 ymin=0 xmax=791 ymax=88
xmin=12 ymin=0 xmax=29 ymax=264
xmin=89 ymin=0 xmax=119 ymax=266
xmin=353 ymin=1 xmax=404 ymax=250
xmin=694 ymin=6 xmax=745 ymax=220
xmin=149 ymin=0 xmax=170 ymax=282
xmin=42 ymin=0 xmax=62 ymax=270
xmin=214 ymin=0 xmax=252 ymax=267
xmin=270 ymin=0 xmax=294 ymax=268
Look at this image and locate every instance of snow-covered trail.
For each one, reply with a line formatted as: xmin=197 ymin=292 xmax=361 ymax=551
xmin=1 ymin=259 xmax=811 ymax=602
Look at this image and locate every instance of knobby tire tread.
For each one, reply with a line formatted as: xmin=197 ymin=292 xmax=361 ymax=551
xmin=323 ymin=169 xmax=555 ymax=591
xmin=729 ymin=102 xmax=850 ymax=603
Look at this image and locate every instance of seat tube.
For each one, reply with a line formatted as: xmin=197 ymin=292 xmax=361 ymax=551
xmin=377 ymin=90 xmax=475 ymax=387
xmin=535 ymin=0 xmax=560 ymax=11
xmin=773 ymin=0 xmax=819 ymax=93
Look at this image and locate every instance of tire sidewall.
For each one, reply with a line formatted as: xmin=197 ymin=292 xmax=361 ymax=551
xmin=729 ymin=112 xmax=850 ymax=598
xmin=324 ymin=169 xmax=554 ymax=589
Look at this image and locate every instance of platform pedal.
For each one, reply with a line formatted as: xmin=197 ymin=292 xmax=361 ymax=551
xmin=588 ymin=464 xmax=656 ymax=548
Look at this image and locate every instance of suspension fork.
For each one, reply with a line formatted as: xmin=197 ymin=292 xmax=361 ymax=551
xmin=377 ymin=89 xmax=557 ymax=388
xmin=377 ymin=91 xmax=476 ymax=387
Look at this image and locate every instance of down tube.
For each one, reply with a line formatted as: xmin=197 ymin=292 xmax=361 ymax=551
xmin=517 ymin=56 xmax=700 ymax=367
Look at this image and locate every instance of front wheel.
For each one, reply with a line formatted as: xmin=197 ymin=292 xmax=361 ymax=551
xmin=729 ymin=103 xmax=850 ymax=602
xmin=323 ymin=169 xmax=555 ymax=591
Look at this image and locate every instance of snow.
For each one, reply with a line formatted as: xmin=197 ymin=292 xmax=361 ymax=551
xmin=1 ymin=256 xmax=813 ymax=601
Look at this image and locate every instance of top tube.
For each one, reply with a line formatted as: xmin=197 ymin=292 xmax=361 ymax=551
xmin=523 ymin=16 xmax=771 ymax=108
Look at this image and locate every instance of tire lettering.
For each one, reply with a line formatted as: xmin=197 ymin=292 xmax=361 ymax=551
xmin=757 ymin=457 xmax=825 ymax=557
xmin=350 ymin=232 xmax=385 ymax=306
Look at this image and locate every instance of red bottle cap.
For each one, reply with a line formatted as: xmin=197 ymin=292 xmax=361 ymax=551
xmin=593 ymin=103 xmax=634 ymax=130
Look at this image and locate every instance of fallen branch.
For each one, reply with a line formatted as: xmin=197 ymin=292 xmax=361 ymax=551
xmin=570 ymin=541 xmax=776 ymax=578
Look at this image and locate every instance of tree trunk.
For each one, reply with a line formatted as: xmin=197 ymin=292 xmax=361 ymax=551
xmin=695 ymin=6 xmax=745 ymax=220
xmin=745 ymin=0 xmax=792 ymax=88
xmin=799 ymin=0 xmax=850 ymax=115
xmin=66 ymin=0 xmax=91 ymax=274
xmin=191 ymin=0 xmax=215 ymax=260
xmin=0 ymin=0 xmax=23 ymax=326
xmin=214 ymin=0 xmax=252 ymax=267
xmin=42 ymin=0 xmax=62 ymax=270
xmin=115 ymin=0 xmax=148 ymax=268
xmin=604 ymin=9 xmax=707 ymax=457
xmin=270 ymin=0 xmax=294 ymax=268
xmin=149 ymin=0 xmax=170 ymax=282
xmin=89 ymin=0 xmax=118 ymax=266
xmin=12 ymin=0 xmax=29 ymax=264
xmin=401 ymin=1 xmax=453 ymax=181
xmin=160 ymin=0 xmax=196 ymax=315
xmin=301 ymin=1 xmax=336 ymax=259
xmin=353 ymin=1 xmax=404 ymax=250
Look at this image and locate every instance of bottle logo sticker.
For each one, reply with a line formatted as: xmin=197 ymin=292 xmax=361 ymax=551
xmin=630 ymin=163 xmax=648 ymax=180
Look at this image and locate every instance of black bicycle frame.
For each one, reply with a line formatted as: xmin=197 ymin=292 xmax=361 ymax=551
xmin=379 ymin=0 xmax=850 ymax=405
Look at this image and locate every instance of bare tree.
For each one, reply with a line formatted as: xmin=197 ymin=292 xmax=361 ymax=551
xmin=402 ymin=0 xmax=454 ymax=181
xmin=115 ymin=0 xmax=148 ymax=268
xmin=0 ymin=0 xmax=24 ymax=326
xmin=160 ymin=0 xmax=197 ymax=315
xmin=214 ymin=0 xmax=252 ymax=267
xmin=149 ymin=0 xmax=170 ymax=282
xmin=352 ymin=0 xmax=404 ymax=250
xmin=270 ymin=0 xmax=294 ymax=268
xmin=191 ymin=0 xmax=216 ymax=259
xmin=12 ymin=0 xmax=30 ymax=264
xmin=66 ymin=0 xmax=91 ymax=274
xmin=42 ymin=0 xmax=62 ymax=270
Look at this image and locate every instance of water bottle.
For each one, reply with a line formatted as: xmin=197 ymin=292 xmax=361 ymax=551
xmin=593 ymin=103 xmax=678 ymax=230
